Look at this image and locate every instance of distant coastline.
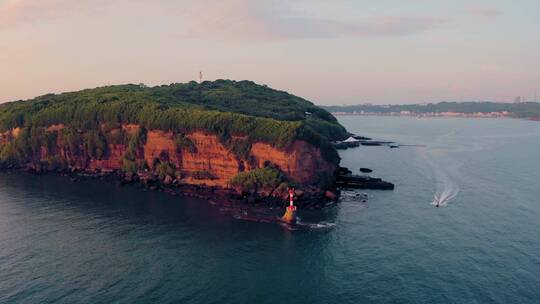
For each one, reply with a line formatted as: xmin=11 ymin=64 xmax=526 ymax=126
xmin=330 ymin=111 xmax=512 ymax=119
xmin=321 ymin=101 xmax=540 ymax=121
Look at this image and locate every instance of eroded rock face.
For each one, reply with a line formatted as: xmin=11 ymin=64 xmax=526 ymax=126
xmin=0 ymin=125 xmax=337 ymax=190
xmin=251 ymin=141 xmax=335 ymax=185
xmin=142 ymin=130 xmax=244 ymax=187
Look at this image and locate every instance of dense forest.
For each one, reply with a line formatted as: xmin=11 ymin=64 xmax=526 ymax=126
xmin=323 ymin=102 xmax=540 ymax=119
xmin=0 ymin=80 xmax=348 ymax=166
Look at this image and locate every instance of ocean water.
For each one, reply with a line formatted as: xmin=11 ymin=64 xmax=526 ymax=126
xmin=1 ymin=116 xmax=540 ymax=303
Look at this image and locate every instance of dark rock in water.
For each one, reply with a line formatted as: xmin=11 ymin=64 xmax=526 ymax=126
xmin=360 ymin=141 xmax=383 ymax=146
xmin=353 ymin=135 xmax=372 ymax=140
xmin=338 ymin=166 xmax=352 ymax=175
xmin=334 ymin=141 xmax=360 ymax=150
xmin=336 ymin=166 xmax=393 ymax=190
xmin=334 ymin=143 xmax=348 ymax=150
xmin=359 ymin=140 xmax=394 ymax=146
xmin=335 ymin=174 xmax=394 ymax=190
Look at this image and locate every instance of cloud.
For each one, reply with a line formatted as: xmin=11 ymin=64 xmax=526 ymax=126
xmin=0 ymin=0 xmax=448 ymax=40
xmin=272 ymin=16 xmax=447 ymax=39
xmin=174 ymin=0 xmax=281 ymax=41
xmin=0 ymin=0 xmax=109 ymax=31
xmin=0 ymin=0 xmax=66 ymax=30
xmin=174 ymin=0 xmax=447 ymax=41
xmin=466 ymin=7 xmax=503 ymax=18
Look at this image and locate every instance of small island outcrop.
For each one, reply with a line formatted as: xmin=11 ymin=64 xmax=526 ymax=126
xmin=0 ymin=80 xmax=352 ymax=207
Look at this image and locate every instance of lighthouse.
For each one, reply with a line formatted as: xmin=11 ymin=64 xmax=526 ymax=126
xmin=281 ymin=188 xmax=297 ymax=224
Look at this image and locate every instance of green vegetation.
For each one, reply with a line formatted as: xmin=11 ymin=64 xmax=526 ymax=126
xmin=224 ymin=137 xmax=252 ymax=160
xmin=174 ymin=134 xmax=197 ymax=153
xmin=41 ymin=156 xmax=68 ymax=171
xmin=0 ymin=80 xmax=347 ymax=165
xmin=59 ymin=127 xmax=83 ymax=156
xmin=0 ymin=140 xmax=22 ymax=165
xmin=106 ymin=128 xmax=128 ymax=145
xmin=230 ymin=166 xmax=284 ymax=191
xmin=0 ymin=127 xmax=60 ymax=165
xmin=155 ymin=161 xmax=175 ymax=180
xmin=121 ymin=158 xmax=147 ymax=176
xmin=84 ymin=130 xmax=108 ymax=159
xmin=322 ymin=102 xmax=540 ymax=119
xmin=125 ymin=127 xmax=147 ymax=160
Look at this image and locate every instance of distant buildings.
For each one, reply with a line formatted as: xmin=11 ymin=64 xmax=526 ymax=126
xmin=331 ymin=111 xmax=511 ymax=118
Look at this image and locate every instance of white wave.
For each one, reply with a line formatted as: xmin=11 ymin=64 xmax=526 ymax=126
xmin=296 ymin=220 xmax=336 ymax=229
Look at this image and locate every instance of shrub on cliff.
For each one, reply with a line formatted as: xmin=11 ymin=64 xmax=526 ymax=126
xmin=84 ymin=130 xmax=108 ymax=159
xmin=0 ymin=143 xmax=21 ymax=165
xmin=224 ymin=137 xmax=251 ymax=160
xmin=124 ymin=127 xmax=147 ymax=160
xmin=42 ymin=156 xmax=68 ymax=171
xmin=59 ymin=127 xmax=83 ymax=156
xmin=230 ymin=167 xmax=284 ymax=192
xmin=174 ymin=134 xmax=197 ymax=153
xmin=156 ymin=161 xmax=175 ymax=180
xmin=121 ymin=158 xmax=137 ymax=175
xmin=106 ymin=128 xmax=128 ymax=145
xmin=0 ymin=127 xmax=49 ymax=164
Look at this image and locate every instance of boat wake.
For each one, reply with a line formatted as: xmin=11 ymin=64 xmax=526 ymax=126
xmin=420 ymin=133 xmax=462 ymax=207
xmin=431 ymin=179 xmax=459 ymax=207
xmin=425 ymin=155 xmax=460 ymax=207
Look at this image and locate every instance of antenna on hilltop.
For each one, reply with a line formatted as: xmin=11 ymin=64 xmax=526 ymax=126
xmin=197 ymin=71 xmax=203 ymax=103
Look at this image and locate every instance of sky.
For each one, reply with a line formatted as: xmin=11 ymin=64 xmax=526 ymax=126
xmin=0 ymin=0 xmax=539 ymax=105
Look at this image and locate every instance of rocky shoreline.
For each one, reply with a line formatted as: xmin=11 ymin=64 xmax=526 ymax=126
xmin=1 ymin=165 xmax=341 ymax=210
xmin=1 ymin=161 xmax=395 ymax=211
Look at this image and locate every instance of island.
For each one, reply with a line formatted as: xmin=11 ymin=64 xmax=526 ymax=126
xmin=0 ymin=80 xmax=390 ymax=209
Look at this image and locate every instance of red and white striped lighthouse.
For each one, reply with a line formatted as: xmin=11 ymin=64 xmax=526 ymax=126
xmin=288 ymin=188 xmax=297 ymax=209
xmin=282 ymin=188 xmax=297 ymax=224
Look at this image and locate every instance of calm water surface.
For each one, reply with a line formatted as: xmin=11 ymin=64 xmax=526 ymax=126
xmin=1 ymin=117 xmax=539 ymax=303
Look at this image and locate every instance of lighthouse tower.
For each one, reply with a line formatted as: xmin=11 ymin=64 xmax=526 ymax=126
xmin=281 ymin=188 xmax=297 ymax=224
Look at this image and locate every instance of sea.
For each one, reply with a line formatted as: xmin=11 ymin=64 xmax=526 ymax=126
xmin=1 ymin=116 xmax=539 ymax=303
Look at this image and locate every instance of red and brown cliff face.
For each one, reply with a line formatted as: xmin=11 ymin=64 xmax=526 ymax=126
xmin=0 ymin=125 xmax=337 ymax=190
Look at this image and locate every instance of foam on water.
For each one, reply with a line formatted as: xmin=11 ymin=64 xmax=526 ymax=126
xmin=295 ymin=219 xmax=336 ymax=230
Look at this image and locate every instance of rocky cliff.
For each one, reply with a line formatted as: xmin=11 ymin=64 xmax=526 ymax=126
xmin=0 ymin=124 xmax=336 ymax=192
